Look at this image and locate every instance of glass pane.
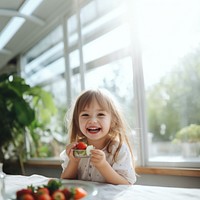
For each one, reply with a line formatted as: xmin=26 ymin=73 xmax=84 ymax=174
xmin=81 ymin=1 xmax=97 ymax=26
xmin=23 ymin=26 xmax=63 ymax=64
xmin=67 ymin=14 xmax=78 ymax=47
xmin=96 ymin=0 xmax=122 ymax=13
xmin=137 ymin=0 xmax=200 ymax=165
xmin=85 ymin=57 xmax=138 ymax=156
xmin=83 ymin=24 xmax=130 ymax=63
xmin=22 ymin=26 xmax=67 ymax=159
xmin=81 ymin=0 xmax=123 ymax=27
xmin=26 ymin=57 xmax=65 ymax=85
xmin=22 ymin=25 xmax=64 ymax=85
xmin=42 ymin=79 xmax=67 ymax=157
xmin=71 ymin=73 xmax=81 ymax=101
xmin=80 ymin=0 xmax=138 ymax=158
xmin=69 ymin=49 xmax=80 ymax=69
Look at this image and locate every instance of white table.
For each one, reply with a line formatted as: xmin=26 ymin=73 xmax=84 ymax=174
xmin=4 ymin=174 xmax=200 ymax=200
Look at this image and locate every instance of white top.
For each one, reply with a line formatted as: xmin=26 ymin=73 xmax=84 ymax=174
xmin=60 ymin=142 xmax=136 ymax=184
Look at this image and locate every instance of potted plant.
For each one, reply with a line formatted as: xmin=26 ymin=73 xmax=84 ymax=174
xmin=0 ymin=73 xmax=57 ymax=174
xmin=174 ymin=124 xmax=200 ymax=157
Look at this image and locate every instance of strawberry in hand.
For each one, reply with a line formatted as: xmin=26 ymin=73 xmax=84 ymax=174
xmin=75 ymin=142 xmax=87 ymax=150
xmin=73 ymin=142 xmax=94 ymax=158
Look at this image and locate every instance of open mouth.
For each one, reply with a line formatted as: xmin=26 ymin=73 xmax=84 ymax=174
xmin=87 ymin=127 xmax=101 ymax=134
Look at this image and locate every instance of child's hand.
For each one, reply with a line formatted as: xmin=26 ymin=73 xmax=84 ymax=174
xmin=65 ymin=142 xmax=80 ymax=163
xmin=90 ymin=149 xmax=107 ymax=168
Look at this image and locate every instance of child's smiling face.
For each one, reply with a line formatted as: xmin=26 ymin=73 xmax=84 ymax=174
xmin=78 ymin=98 xmax=112 ymax=143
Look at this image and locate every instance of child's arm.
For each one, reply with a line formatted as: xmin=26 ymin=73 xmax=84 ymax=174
xmin=60 ymin=143 xmax=80 ymax=179
xmin=90 ymin=149 xmax=130 ymax=185
xmin=60 ymin=159 xmax=79 ymax=179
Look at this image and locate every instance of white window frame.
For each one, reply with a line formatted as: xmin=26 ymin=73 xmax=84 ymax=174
xmin=20 ymin=0 xmax=199 ymax=169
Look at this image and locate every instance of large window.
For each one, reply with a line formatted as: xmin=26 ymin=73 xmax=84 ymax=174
xmin=21 ymin=0 xmax=200 ymax=168
xmin=137 ymin=0 xmax=200 ymax=167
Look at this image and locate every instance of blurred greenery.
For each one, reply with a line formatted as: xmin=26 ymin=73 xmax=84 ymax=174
xmin=146 ymin=47 xmax=200 ymax=142
xmin=174 ymin=124 xmax=200 ymax=143
xmin=0 ymin=73 xmax=57 ymax=174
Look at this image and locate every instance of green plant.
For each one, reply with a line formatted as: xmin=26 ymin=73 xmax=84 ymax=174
xmin=174 ymin=124 xmax=200 ymax=143
xmin=0 ymin=73 xmax=57 ymax=174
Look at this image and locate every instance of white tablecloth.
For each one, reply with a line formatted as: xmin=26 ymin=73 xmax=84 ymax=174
xmin=4 ymin=174 xmax=200 ymax=200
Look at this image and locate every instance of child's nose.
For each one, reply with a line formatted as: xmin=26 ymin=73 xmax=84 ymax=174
xmin=89 ymin=116 xmax=97 ymax=123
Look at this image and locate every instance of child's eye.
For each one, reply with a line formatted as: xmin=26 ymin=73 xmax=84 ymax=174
xmin=81 ymin=113 xmax=89 ymax=117
xmin=98 ymin=113 xmax=105 ymax=116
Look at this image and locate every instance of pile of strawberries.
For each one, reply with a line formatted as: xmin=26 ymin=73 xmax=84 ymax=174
xmin=16 ymin=179 xmax=87 ymax=200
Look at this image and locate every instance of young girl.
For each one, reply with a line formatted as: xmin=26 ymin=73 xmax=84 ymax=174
xmin=60 ymin=89 xmax=136 ymax=185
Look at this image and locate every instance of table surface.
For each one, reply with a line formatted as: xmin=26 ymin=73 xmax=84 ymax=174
xmin=4 ymin=174 xmax=200 ymax=200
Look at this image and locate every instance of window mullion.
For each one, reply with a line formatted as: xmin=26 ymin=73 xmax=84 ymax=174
xmin=126 ymin=0 xmax=149 ymax=167
xmin=132 ymin=47 xmax=148 ymax=167
xmin=63 ymin=16 xmax=72 ymax=108
xmin=76 ymin=0 xmax=85 ymax=90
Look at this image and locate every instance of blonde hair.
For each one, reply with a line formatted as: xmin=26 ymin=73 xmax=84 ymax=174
xmin=66 ymin=88 xmax=134 ymax=164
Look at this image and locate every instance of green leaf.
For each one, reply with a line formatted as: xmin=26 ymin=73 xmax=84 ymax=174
xmin=13 ymin=99 xmax=35 ymax=126
xmin=47 ymin=179 xmax=62 ymax=193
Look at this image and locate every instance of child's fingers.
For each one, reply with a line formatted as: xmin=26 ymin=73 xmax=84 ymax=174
xmin=66 ymin=142 xmax=77 ymax=156
xmin=90 ymin=149 xmax=105 ymax=160
xmin=91 ymin=149 xmax=103 ymax=155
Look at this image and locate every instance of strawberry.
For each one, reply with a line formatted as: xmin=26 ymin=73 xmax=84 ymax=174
xmin=73 ymin=187 xmax=87 ymax=199
xmin=37 ymin=193 xmax=52 ymax=200
xmin=75 ymin=142 xmax=87 ymax=150
xmin=52 ymin=190 xmax=66 ymax=200
xmin=20 ymin=194 xmax=34 ymax=200
xmin=16 ymin=188 xmax=33 ymax=199
xmin=16 ymin=179 xmax=88 ymax=200
xmin=36 ymin=187 xmax=49 ymax=197
xmin=62 ymin=188 xmax=71 ymax=199
xmin=37 ymin=187 xmax=50 ymax=196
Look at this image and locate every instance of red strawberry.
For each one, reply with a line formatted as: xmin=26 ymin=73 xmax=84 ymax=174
xmin=75 ymin=142 xmax=87 ymax=150
xmin=37 ymin=187 xmax=50 ymax=196
xmin=20 ymin=194 xmax=34 ymax=200
xmin=52 ymin=190 xmax=66 ymax=200
xmin=73 ymin=187 xmax=87 ymax=199
xmin=62 ymin=188 xmax=71 ymax=199
xmin=37 ymin=193 xmax=52 ymax=200
xmin=36 ymin=187 xmax=50 ymax=199
xmin=16 ymin=189 xmax=33 ymax=199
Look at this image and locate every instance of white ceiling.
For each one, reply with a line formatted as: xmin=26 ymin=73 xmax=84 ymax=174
xmin=0 ymin=0 xmax=73 ymax=70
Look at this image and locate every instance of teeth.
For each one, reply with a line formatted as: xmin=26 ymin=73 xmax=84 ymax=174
xmin=87 ymin=128 xmax=100 ymax=132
